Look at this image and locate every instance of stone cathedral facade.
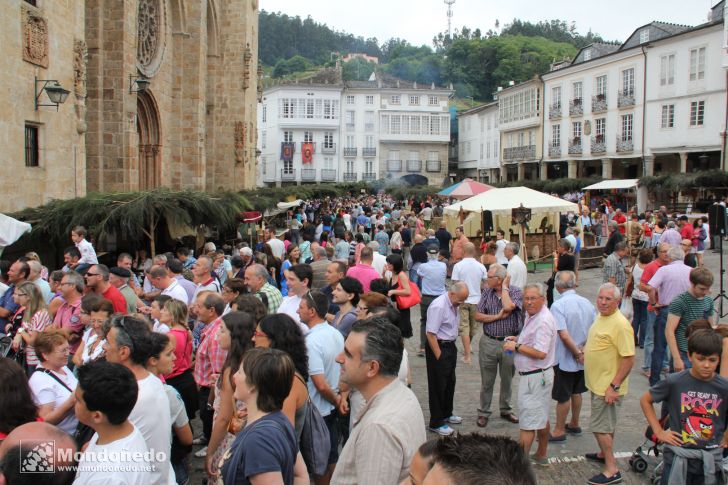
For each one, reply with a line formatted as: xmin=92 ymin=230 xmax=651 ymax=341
xmin=1 ymin=0 xmax=260 ymax=213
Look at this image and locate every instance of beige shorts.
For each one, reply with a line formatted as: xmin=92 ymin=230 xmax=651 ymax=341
xmin=590 ymin=392 xmax=622 ymax=434
xmin=458 ymin=303 xmax=478 ymax=338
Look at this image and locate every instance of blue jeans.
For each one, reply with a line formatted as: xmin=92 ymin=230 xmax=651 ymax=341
xmin=632 ymin=299 xmax=649 ymax=347
xmin=650 ymin=307 xmax=670 ymax=386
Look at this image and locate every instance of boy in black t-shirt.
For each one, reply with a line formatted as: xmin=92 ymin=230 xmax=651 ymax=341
xmin=640 ymin=329 xmax=728 ymax=485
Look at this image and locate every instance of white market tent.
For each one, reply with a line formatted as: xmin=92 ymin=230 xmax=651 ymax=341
xmin=582 ymin=179 xmax=647 ymax=213
xmin=444 ymin=186 xmax=578 ymax=216
xmin=0 ymin=213 xmax=31 ymax=257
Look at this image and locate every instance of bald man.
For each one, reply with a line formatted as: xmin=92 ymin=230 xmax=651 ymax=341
xmin=0 ymin=422 xmax=77 ymax=485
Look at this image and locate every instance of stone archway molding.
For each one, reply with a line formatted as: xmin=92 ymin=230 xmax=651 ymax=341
xmin=137 ymin=90 xmax=162 ymax=190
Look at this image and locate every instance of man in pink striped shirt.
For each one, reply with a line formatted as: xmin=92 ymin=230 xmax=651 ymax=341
xmin=345 ymin=247 xmax=380 ymax=293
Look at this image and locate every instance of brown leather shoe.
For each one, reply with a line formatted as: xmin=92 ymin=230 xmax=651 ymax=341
xmin=500 ymin=412 xmax=519 ymax=424
xmin=476 ymin=416 xmax=488 ymax=428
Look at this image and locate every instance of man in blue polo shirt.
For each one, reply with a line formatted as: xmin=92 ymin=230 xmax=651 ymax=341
xmin=417 ymin=248 xmax=449 ymax=355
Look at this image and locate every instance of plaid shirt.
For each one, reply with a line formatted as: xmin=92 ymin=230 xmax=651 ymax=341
xmin=603 ymin=253 xmax=626 ymax=293
xmin=256 ymin=282 xmax=283 ymax=315
xmin=476 ymin=286 xmax=523 ymax=337
xmin=193 ymin=318 xmax=227 ymax=387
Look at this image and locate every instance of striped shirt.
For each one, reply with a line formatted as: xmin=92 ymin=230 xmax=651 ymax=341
xmin=256 ymin=282 xmax=283 ymax=315
xmin=193 ymin=318 xmax=228 ymax=388
xmin=476 ymin=286 xmax=523 ymax=337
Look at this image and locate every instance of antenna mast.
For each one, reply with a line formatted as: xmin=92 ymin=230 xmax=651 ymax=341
xmin=444 ymin=0 xmax=455 ymax=39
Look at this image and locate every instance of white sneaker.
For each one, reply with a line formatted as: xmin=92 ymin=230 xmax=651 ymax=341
xmin=447 ymin=415 xmax=463 ymax=424
xmin=429 ymin=425 xmax=455 ymax=436
xmin=194 ymin=446 xmax=208 ymax=458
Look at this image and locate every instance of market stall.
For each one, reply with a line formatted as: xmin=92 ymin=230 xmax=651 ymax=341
xmin=443 ymin=187 xmax=578 ymax=262
xmin=582 ymin=179 xmax=647 ymax=214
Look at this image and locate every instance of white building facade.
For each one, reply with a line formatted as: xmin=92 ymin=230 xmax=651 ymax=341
xmin=258 ymin=72 xmax=452 ymax=186
xmin=498 ymin=79 xmax=543 ymax=182
xmin=457 ymin=102 xmax=500 ymax=182
xmin=644 ymin=9 xmax=726 ymax=175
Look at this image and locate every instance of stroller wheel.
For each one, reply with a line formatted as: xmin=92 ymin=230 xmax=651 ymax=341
xmin=631 ymin=457 xmax=648 ymax=473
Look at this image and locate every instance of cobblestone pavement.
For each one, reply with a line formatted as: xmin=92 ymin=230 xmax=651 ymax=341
xmin=190 ymin=248 xmax=727 ymax=484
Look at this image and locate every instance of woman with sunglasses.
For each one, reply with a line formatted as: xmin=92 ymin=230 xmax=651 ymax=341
xmin=205 ymin=311 xmax=256 ymax=482
xmin=11 ymin=281 xmax=53 ymax=374
xmin=28 ymin=329 xmax=78 ymax=434
xmin=252 ymin=313 xmax=309 ymax=440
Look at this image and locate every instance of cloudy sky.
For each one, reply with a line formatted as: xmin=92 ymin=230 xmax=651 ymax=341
xmin=261 ymin=0 xmax=717 ymax=47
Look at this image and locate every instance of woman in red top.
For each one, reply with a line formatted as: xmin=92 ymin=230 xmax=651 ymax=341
xmin=162 ymin=299 xmax=199 ymax=421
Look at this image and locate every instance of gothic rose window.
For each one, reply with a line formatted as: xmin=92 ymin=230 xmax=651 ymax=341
xmin=137 ymin=0 xmax=166 ymax=77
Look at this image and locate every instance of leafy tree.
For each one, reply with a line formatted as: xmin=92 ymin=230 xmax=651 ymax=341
xmin=342 ymin=58 xmax=376 ymax=81
xmin=272 ymin=55 xmax=313 ymax=78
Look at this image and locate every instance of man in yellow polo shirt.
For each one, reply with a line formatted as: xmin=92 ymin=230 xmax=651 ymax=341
xmin=583 ymin=283 xmax=635 ymax=485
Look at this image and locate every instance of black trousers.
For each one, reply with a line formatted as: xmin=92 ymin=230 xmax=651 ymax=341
xmin=197 ymin=385 xmax=213 ymax=443
xmin=426 ymin=340 xmax=457 ymax=428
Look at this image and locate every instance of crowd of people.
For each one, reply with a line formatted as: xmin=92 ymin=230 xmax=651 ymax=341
xmin=0 ymin=193 xmax=726 ymax=485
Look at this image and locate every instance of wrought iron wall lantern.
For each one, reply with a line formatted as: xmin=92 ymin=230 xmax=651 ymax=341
xmin=35 ymin=77 xmax=70 ymax=111
xmin=129 ymin=75 xmax=151 ymax=94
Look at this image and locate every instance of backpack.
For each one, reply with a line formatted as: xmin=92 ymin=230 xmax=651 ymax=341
xmin=298 ymin=376 xmax=331 ymax=476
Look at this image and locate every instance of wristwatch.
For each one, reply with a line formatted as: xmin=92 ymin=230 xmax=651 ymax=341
xmin=514 ymin=343 xmax=522 ymax=353
xmin=610 ymin=383 xmax=620 ymax=392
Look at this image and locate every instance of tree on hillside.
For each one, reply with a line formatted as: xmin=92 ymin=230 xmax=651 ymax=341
xmin=272 ymin=55 xmax=313 ymax=78
xmin=500 ymin=19 xmax=607 ymax=48
xmin=342 ymin=58 xmax=376 ymax=81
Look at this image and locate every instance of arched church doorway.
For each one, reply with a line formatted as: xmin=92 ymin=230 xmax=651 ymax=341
xmin=136 ymin=90 xmax=161 ymax=190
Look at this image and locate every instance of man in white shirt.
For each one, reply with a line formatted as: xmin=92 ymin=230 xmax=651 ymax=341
xmin=149 ymin=266 xmax=189 ymax=304
xmin=104 ymin=315 xmax=173 ymax=485
xmin=495 ymin=230 xmax=509 ymax=266
xmin=451 ymin=242 xmax=488 ymax=364
xmin=367 ymin=241 xmax=387 ymax=276
xmin=265 ymin=227 xmax=286 ymax=260
xmin=192 ymin=255 xmax=220 ymax=302
xmin=505 ymin=242 xmax=528 ymax=290
xmin=276 ymin=264 xmax=311 ymax=335
xmin=74 ymin=360 xmax=151 ymax=485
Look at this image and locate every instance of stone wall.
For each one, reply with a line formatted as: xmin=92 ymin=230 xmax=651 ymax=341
xmin=0 ymin=1 xmax=86 ymax=213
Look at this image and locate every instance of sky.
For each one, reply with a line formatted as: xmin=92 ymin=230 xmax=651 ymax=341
xmin=261 ymin=0 xmax=717 ymax=48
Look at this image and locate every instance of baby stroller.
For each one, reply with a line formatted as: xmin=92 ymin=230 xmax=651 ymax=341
xmin=629 ymin=415 xmax=668 ymax=484
xmin=0 ymin=335 xmax=13 ymax=358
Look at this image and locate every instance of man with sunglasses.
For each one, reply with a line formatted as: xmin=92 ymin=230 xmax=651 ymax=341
xmin=53 ymin=272 xmax=85 ymax=366
xmin=85 ymin=264 xmax=127 ymax=314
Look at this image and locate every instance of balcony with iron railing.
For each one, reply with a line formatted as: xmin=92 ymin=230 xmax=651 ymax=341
xmin=362 ymin=172 xmax=377 ymax=182
xmin=502 ymin=145 xmax=536 ymax=162
xmin=362 ymin=147 xmax=376 ymax=157
xmin=281 ymin=168 xmax=296 ymax=181
xmin=407 ymin=160 xmax=422 ymax=172
xmin=343 ymin=172 xmax=358 ymax=182
xmin=591 ymin=135 xmax=606 ymax=154
xmin=548 ymin=143 xmax=561 ymax=158
xmin=301 ymin=168 xmax=316 ymax=181
xmin=321 ymin=143 xmax=336 ymax=154
xmin=618 ymin=89 xmax=635 ymax=108
xmin=569 ymin=98 xmax=583 ymax=116
xmin=343 ymin=147 xmax=357 ymax=157
xmin=387 ymin=160 xmax=402 ymax=172
xmin=616 ymin=135 xmax=633 ymax=152
xmin=549 ymin=103 xmax=562 ymax=120
xmin=592 ymin=94 xmax=607 ymax=113
xmin=321 ymin=169 xmax=337 ymax=182
xmin=426 ymin=160 xmax=441 ymax=172
xmin=568 ymin=137 xmax=582 ymax=155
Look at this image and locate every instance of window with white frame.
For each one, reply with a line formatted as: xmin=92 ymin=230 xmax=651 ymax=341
xmin=324 ymin=157 xmax=333 ymax=170
xmin=409 ymin=95 xmax=420 ymax=106
xmin=365 ymin=135 xmax=375 ymax=148
xmin=690 ymin=101 xmax=705 ymax=126
xmin=409 ymin=150 xmax=420 ymax=161
xmin=391 ymin=115 xmax=401 ymax=134
xmin=365 ymin=95 xmax=374 ymax=105
xmin=261 ymin=130 xmax=267 ymax=148
xmin=584 ymin=49 xmax=592 ymax=61
xmin=389 ymin=150 xmax=400 ymax=160
xmin=639 ymin=29 xmax=649 ymax=44
xmin=365 ymin=111 xmax=375 ymax=132
xmin=486 ymin=142 xmax=491 ymax=158
xmin=391 ymin=95 xmax=400 ymax=104
xmin=689 ymin=47 xmax=706 ymax=81
xmin=518 ymin=132 xmax=525 ymax=147
xmin=283 ymin=160 xmax=293 ymax=173
xmin=494 ymin=139 xmax=498 ymax=154
xmin=262 ymin=156 xmax=267 ymax=174
xmin=365 ymin=160 xmax=373 ymax=173
xmin=661 ymin=105 xmax=675 ymax=129
xmin=621 ymin=114 xmax=633 ymax=140
xmin=622 ymin=68 xmax=634 ymax=95
xmin=429 ymin=116 xmax=440 ymax=135
xmin=429 ymin=96 xmax=438 ymax=106
xmin=552 ymin=86 xmax=562 ymax=108
xmin=552 ymin=124 xmax=560 ymax=146
xmin=346 ymin=110 xmax=355 ymax=130
xmin=466 ymin=142 xmax=471 ymax=155
xmin=346 ymin=160 xmax=355 ymax=173
xmin=304 ymin=131 xmax=313 ymax=143
xmin=596 ymin=75 xmax=607 ymax=96
xmin=346 ymin=95 xmax=355 ymax=105
xmin=573 ymin=81 xmax=582 ymax=101
xmin=660 ymin=54 xmax=676 ymax=86
xmin=283 ymin=131 xmax=293 ymax=143
xmin=572 ymin=121 xmax=582 ymax=141
xmin=410 ymin=115 xmax=420 ymax=134
xmin=262 ymin=105 xmax=267 ymax=123
xmin=480 ymin=143 xmax=484 ymax=158
xmin=346 ymin=135 xmax=355 ymax=148
xmin=595 ymin=118 xmax=606 ymax=139
xmin=306 ymin=99 xmax=314 ymax=118
xmin=324 ymin=132 xmax=334 ymax=148
xmin=428 ymin=151 xmax=438 ymax=161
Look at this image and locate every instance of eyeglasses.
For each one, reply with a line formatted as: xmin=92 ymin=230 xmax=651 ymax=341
xmin=356 ymin=305 xmax=369 ymax=312
xmin=60 ymin=282 xmax=75 ymax=286
xmin=85 ymin=273 xmax=100 ymax=277
xmin=53 ymin=347 xmax=70 ymax=355
xmin=302 ymin=291 xmax=315 ymax=308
